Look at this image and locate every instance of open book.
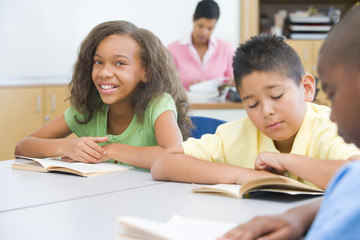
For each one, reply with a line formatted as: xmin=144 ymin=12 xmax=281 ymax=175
xmin=117 ymin=214 xmax=236 ymax=240
xmin=192 ymin=175 xmax=324 ymax=198
xmin=12 ymin=156 xmax=132 ymax=177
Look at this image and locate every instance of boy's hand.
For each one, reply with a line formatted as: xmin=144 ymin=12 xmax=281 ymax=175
xmin=255 ymin=152 xmax=288 ymax=175
xmin=217 ymin=214 xmax=304 ymax=240
xmin=61 ymin=136 xmax=108 ymax=163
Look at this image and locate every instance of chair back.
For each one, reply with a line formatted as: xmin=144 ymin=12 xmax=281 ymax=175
xmin=190 ymin=116 xmax=226 ymax=139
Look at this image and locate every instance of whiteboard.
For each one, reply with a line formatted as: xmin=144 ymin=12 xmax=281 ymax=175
xmin=0 ymin=0 xmax=240 ymax=79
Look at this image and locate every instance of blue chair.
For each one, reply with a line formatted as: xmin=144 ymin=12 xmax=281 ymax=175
xmin=190 ymin=116 xmax=227 ymax=139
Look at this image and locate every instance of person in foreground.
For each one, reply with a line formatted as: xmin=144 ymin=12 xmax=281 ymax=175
xmin=219 ymin=5 xmax=360 ymax=240
xmin=152 ymin=32 xmax=360 ymax=189
xmin=167 ymin=0 xmax=234 ymax=90
xmin=15 ymin=20 xmax=192 ymax=169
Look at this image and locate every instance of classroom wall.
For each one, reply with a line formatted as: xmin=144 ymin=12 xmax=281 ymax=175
xmin=0 ymin=0 xmax=240 ymax=79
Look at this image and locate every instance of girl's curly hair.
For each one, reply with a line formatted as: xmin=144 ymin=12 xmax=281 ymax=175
xmin=69 ymin=20 xmax=192 ymax=139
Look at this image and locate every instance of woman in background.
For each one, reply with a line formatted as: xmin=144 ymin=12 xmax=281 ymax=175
xmin=168 ymin=0 xmax=234 ymax=91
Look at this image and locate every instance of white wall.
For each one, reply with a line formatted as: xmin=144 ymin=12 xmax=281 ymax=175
xmin=0 ymin=0 xmax=240 ymax=79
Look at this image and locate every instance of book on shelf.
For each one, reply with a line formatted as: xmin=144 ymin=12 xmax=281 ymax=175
xmin=192 ymin=175 xmax=324 ymax=198
xmin=116 ymin=214 xmax=236 ymax=240
xmin=289 ymin=14 xmax=331 ymax=24
xmin=12 ymin=156 xmax=132 ymax=177
xmin=289 ymin=33 xmax=328 ymax=40
xmin=289 ymin=24 xmax=331 ymax=32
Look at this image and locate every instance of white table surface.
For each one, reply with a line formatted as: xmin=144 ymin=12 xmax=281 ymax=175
xmin=0 ymin=160 xmax=319 ymax=240
xmin=0 ymin=160 xmax=163 ymax=213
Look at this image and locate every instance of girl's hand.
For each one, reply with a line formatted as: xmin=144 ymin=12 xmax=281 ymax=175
xmin=61 ymin=136 xmax=108 ymax=163
xmin=217 ymin=214 xmax=304 ymax=240
xmin=255 ymin=152 xmax=288 ymax=175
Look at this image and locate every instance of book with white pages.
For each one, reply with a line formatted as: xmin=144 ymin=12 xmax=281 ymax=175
xmin=289 ymin=15 xmax=331 ymax=23
xmin=188 ymin=77 xmax=227 ymax=93
xmin=290 ymin=33 xmax=328 ymax=40
xmin=289 ymin=24 xmax=331 ymax=32
xmin=13 ymin=156 xmax=132 ymax=177
xmin=192 ymin=175 xmax=324 ymax=198
xmin=116 ymin=214 xmax=236 ymax=240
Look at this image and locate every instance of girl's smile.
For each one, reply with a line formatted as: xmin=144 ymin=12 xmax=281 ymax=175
xmin=98 ymin=82 xmax=119 ymax=94
xmin=92 ymin=34 xmax=147 ymax=107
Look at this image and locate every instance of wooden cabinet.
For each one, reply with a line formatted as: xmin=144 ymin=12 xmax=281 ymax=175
xmin=240 ymin=0 xmax=356 ymax=44
xmin=239 ymin=0 xmax=351 ymax=106
xmin=0 ymin=85 xmax=70 ymax=161
xmin=286 ymin=39 xmax=331 ymax=106
xmin=286 ymin=39 xmax=323 ymax=75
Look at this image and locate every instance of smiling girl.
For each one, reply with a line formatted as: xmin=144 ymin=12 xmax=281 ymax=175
xmin=15 ymin=21 xmax=192 ymax=169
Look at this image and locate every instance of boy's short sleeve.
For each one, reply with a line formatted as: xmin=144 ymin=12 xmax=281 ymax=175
xmin=182 ymin=130 xmax=226 ymax=163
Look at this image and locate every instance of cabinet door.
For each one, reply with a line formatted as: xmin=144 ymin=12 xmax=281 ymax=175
xmin=44 ymin=86 xmax=70 ymax=124
xmin=287 ymin=40 xmax=314 ymax=74
xmin=312 ymin=40 xmax=324 ymax=75
xmin=0 ymin=87 xmax=44 ymax=160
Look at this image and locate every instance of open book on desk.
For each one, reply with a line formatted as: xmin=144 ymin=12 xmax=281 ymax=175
xmin=13 ymin=156 xmax=132 ymax=177
xmin=117 ymin=214 xmax=236 ymax=240
xmin=192 ymin=175 xmax=324 ymax=198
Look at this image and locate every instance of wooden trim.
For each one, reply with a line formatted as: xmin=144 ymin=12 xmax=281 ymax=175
xmin=191 ymin=102 xmax=243 ymax=109
xmin=240 ymin=0 xmax=259 ymax=43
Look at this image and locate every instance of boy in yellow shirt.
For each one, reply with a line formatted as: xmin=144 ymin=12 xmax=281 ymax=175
xmin=151 ymin=33 xmax=360 ymax=189
xmin=219 ymin=5 xmax=360 ymax=240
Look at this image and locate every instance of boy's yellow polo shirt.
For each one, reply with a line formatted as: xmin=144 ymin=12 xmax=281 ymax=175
xmin=182 ymin=103 xmax=360 ymax=183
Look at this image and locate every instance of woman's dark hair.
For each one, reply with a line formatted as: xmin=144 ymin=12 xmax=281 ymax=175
xmin=232 ymin=33 xmax=304 ymax=89
xmin=194 ymin=0 xmax=220 ymax=20
xmin=69 ymin=20 xmax=192 ymax=139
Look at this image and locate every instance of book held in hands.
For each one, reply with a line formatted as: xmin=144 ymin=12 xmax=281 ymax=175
xmin=12 ymin=156 xmax=132 ymax=177
xmin=192 ymin=175 xmax=324 ymax=198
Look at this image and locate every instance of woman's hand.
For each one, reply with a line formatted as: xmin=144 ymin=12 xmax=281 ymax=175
xmin=61 ymin=136 xmax=108 ymax=163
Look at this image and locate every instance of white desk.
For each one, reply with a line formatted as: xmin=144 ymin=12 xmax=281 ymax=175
xmin=0 ymin=160 xmax=319 ymax=240
xmin=0 ymin=160 xmax=163 ymax=213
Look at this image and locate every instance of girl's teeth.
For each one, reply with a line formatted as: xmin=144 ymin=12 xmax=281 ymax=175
xmin=101 ymin=85 xmax=116 ymax=89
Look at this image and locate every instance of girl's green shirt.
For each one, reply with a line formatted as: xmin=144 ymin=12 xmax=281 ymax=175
xmin=64 ymin=93 xmax=177 ymax=147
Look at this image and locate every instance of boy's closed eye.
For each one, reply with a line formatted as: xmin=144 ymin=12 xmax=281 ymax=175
xmin=248 ymin=102 xmax=259 ymax=109
xmin=272 ymin=93 xmax=284 ymax=100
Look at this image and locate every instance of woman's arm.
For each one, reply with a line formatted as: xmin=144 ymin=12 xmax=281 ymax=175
xmin=15 ymin=114 xmax=108 ymax=162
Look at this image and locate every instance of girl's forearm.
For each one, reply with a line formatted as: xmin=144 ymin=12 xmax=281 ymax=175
xmin=15 ymin=137 xmax=69 ymax=158
xmin=104 ymin=144 xmax=167 ymax=169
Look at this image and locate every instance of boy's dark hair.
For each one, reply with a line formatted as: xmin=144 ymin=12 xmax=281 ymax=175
xmin=320 ymin=5 xmax=360 ymax=73
xmin=69 ymin=20 xmax=192 ymax=139
xmin=194 ymin=0 xmax=220 ymax=20
xmin=232 ymin=33 xmax=305 ymax=89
